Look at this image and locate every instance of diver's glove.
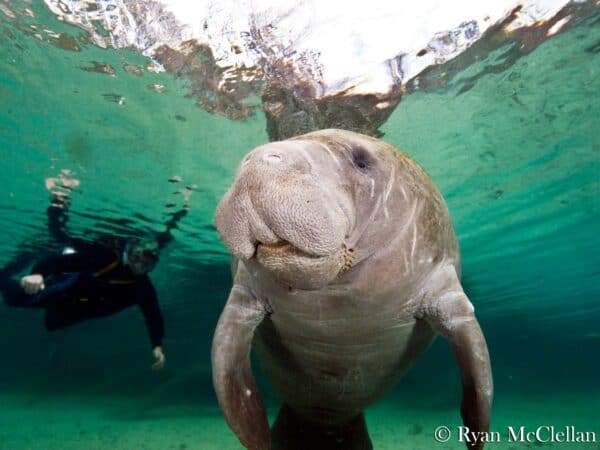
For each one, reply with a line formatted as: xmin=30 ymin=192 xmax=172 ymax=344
xmin=152 ymin=346 xmax=165 ymax=371
xmin=20 ymin=274 xmax=45 ymax=294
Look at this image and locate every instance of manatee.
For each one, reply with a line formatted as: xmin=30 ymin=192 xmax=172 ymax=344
xmin=212 ymin=129 xmax=493 ymax=450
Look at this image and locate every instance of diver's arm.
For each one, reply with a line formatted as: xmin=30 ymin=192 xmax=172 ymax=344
xmin=137 ymin=278 xmax=166 ymax=370
xmin=23 ymin=253 xmax=82 ymax=293
xmin=31 ymin=253 xmax=80 ymax=276
xmin=155 ymin=208 xmax=188 ymax=250
xmin=46 ymin=205 xmax=70 ymax=243
xmin=30 ymin=245 xmax=108 ymax=276
xmin=24 ymin=245 xmax=113 ymax=293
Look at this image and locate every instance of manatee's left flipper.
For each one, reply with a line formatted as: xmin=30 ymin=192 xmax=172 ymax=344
xmin=420 ymin=265 xmax=493 ymax=450
xmin=212 ymin=284 xmax=271 ymax=450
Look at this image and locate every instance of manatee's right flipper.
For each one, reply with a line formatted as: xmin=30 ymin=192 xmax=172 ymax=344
xmin=212 ymin=284 xmax=271 ymax=450
xmin=420 ymin=265 xmax=493 ymax=450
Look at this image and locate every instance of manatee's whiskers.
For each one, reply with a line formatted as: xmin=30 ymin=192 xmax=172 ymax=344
xmin=338 ymin=242 xmax=355 ymax=274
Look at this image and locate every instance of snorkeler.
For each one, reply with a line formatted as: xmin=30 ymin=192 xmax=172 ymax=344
xmin=0 ymin=170 xmax=191 ymax=371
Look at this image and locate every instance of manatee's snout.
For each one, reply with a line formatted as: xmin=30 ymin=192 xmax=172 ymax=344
xmin=242 ymin=144 xmax=311 ymax=172
xmin=216 ymin=141 xmax=349 ymax=288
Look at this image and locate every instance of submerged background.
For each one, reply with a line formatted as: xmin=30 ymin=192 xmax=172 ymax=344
xmin=0 ymin=1 xmax=598 ymax=449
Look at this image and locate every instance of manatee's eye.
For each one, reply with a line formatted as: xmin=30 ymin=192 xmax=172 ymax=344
xmin=350 ymin=146 xmax=373 ymax=171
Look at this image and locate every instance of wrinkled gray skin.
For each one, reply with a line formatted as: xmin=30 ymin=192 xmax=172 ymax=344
xmin=212 ymin=129 xmax=493 ymax=450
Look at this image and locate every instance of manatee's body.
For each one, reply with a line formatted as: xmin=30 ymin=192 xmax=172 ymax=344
xmin=212 ymin=129 xmax=492 ymax=449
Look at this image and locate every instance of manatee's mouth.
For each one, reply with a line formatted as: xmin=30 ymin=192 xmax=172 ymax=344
xmin=250 ymin=237 xmax=346 ymax=290
xmin=257 ymin=240 xmax=293 ymax=252
xmin=255 ymin=239 xmax=325 ymax=261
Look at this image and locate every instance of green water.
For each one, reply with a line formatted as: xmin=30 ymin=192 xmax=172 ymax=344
xmin=0 ymin=3 xmax=598 ymax=450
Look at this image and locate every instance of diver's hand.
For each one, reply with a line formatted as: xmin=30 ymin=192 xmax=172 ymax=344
xmin=20 ymin=274 xmax=45 ymax=294
xmin=152 ymin=346 xmax=165 ymax=371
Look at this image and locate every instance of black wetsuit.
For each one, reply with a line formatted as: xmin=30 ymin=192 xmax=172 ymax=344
xmin=0 ymin=204 xmax=186 ymax=349
xmin=1 ymin=241 xmax=163 ymax=348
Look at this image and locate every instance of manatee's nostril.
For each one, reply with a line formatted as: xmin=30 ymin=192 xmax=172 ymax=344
xmin=263 ymin=153 xmax=282 ymax=163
